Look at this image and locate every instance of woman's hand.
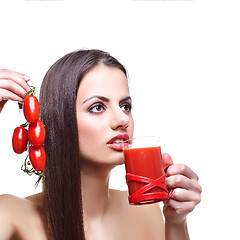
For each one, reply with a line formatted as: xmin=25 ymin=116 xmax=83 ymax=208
xmin=162 ymin=153 xmax=202 ymax=224
xmin=0 ymin=69 xmax=30 ymax=113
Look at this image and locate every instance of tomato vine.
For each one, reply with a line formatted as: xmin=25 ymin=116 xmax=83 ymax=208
xmin=12 ymin=85 xmax=46 ymax=187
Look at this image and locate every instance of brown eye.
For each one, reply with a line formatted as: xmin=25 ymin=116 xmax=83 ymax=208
xmin=89 ymin=103 xmax=106 ymax=113
xmin=121 ymin=103 xmax=132 ymax=112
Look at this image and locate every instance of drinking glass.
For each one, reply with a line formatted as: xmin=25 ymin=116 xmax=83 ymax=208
xmin=123 ymin=136 xmax=173 ymax=205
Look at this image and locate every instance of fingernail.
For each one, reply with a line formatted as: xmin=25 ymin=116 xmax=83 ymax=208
xmin=23 ymin=75 xmax=30 ymax=81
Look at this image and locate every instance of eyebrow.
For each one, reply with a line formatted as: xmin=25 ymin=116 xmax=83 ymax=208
xmin=119 ymin=96 xmax=132 ymax=104
xmin=82 ymin=95 xmax=131 ymax=105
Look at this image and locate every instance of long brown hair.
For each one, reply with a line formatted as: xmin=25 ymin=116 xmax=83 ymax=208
xmin=39 ymin=49 xmax=127 ymax=240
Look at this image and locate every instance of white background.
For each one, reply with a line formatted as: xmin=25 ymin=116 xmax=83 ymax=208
xmin=0 ymin=0 xmax=240 ymax=239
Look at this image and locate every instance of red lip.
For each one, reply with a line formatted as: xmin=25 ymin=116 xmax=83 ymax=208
xmin=107 ymin=134 xmax=130 ymax=151
xmin=107 ymin=134 xmax=130 ymax=144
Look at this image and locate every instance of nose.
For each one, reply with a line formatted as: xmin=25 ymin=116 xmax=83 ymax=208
xmin=110 ymin=108 xmax=130 ymax=130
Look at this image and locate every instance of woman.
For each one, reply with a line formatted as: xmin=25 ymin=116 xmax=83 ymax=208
xmin=0 ymin=49 xmax=201 ymax=240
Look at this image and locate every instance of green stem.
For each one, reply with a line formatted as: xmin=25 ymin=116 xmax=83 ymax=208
xmin=20 ymin=122 xmax=29 ymax=128
xmin=25 ymin=85 xmax=37 ymax=96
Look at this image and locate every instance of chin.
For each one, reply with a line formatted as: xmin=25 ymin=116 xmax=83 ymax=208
xmin=112 ymin=159 xmax=124 ymax=166
xmin=81 ymin=148 xmax=125 ymax=167
xmin=110 ymin=150 xmax=125 ymax=164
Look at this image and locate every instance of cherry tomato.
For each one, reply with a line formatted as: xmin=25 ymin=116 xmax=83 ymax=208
xmin=28 ymin=120 xmax=46 ymax=147
xmin=23 ymin=95 xmax=40 ymax=123
xmin=29 ymin=145 xmax=46 ymax=172
xmin=12 ymin=127 xmax=28 ymax=154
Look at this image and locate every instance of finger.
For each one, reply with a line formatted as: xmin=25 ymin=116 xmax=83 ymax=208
xmin=0 ymin=89 xmax=23 ymax=102
xmin=166 ymin=164 xmax=199 ymax=181
xmin=171 ymin=188 xmax=201 ymax=203
xmin=0 ymin=79 xmax=28 ymax=98
xmin=162 ymin=153 xmax=174 ymax=170
xmin=165 ymin=174 xmax=202 ymax=193
xmin=164 ymin=199 xmax=196 ymax=215
xmin=165 ymin=174 xmax=194 ymax=190
xmin=0 ymin=69 xmax=30 ymax=92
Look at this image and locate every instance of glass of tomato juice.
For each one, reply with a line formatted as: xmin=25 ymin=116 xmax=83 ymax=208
xmin=123 ymin=136 xmax=172 ymax=205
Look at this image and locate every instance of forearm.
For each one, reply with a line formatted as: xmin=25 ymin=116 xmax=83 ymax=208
xmin=165 ymin=219 xmax=190 ymax=240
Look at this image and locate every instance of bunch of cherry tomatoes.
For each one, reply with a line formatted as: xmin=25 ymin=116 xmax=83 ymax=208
xmin=12 ymin=86 xmax=46 ymax=186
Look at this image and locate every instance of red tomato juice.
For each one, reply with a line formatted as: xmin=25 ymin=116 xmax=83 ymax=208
xmin=124 ymin=146 xmax=164 ymax=196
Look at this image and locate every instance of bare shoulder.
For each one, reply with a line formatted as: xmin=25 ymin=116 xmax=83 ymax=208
xmin=0 ymin=193 xmax=47 ymax=240
xmin=0 ymin=193 xmax=42 ymax=214
xmin=0 ymin=194 xmax=16 ymax=239
xmin=0 ymin=194 xmax=32 ymax=239
xmin=0 ymin=193 xmax=33 ymax=220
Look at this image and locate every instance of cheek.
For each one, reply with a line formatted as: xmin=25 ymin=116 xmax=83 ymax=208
xmin=128 ymin=117 xmax=134 ymax=139
xmin=77 ymin=116 xmax=107 ymax=159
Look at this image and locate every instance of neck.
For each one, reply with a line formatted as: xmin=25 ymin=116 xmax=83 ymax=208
xmin=81 ymin=162 xmax=113 ymax=220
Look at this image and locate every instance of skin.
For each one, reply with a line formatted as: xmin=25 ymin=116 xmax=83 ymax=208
xmin=76 ymin=65 xmax=134 ymax=167
xmin=0 ymin=67 xmax=201 ymax=240
xmin=0 ymin=69 xmax=30 ymax=112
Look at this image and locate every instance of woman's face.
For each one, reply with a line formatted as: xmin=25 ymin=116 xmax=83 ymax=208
xmin=76 ymin=65 xmax=134 ymax=166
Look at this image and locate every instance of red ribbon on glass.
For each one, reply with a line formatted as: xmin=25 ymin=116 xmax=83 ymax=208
xmin=126 ymin=165 xmax=173 ymax=205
